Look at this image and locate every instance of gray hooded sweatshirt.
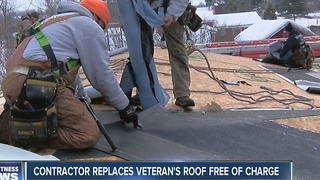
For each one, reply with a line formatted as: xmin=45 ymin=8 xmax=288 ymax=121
xmin=166 ymin=0 xmax=189 ymax=21
xmin=22 ymin=1 xmax=129 ymax=111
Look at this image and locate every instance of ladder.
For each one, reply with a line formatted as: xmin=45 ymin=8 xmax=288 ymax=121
xmin=196 ymin=36 xmax=320 ymax=59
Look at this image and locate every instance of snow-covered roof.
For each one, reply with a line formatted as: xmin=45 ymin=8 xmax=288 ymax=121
xmin=212 ymin=11 xmax=261 ymax=28
xmin=234 ymin=19 xmax=316 ymax=41
xmin=195 ymin=6 xmax=214 ymax=22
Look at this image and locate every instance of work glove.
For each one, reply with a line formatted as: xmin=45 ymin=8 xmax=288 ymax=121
xmin=119 ymin=105 xmax=142 ymax=130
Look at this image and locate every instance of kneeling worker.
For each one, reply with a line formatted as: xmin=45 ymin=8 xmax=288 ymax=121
xmin=262 ymin=22 xmax=315 ymax=69
xmin=280 ymin=23 xmax=315 ymax=69
xmin=0 ymin=0 xmax=139 ymax=149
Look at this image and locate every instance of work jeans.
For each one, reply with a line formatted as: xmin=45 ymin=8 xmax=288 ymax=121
xmin=163 ymin=21 xmax=191 ymax=99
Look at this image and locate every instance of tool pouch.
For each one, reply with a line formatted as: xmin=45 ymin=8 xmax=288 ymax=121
xmin=9 ymin=103 xmax=58 ymax=143
xmin=293 ymin=45 xmax=315 ymax=70
xmin=25 ymin=69 xmax=57 ymax=103
xmin=180 ymin=4 xmax=203 ymax=32
xmin=8 ymin=69 xmax=58 ymax=143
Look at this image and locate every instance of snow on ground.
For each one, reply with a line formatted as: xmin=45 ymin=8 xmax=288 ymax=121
xmin=294 ymin=18 xmax=320 ymax=27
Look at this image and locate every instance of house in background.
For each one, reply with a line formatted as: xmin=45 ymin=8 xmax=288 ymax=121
xmin=309 ymin=25 xmax=320 ymax=35
xmin=212 ymin=11 xmax=261 ymax=42
xmin=195 ymin=6 xmax=214 ymax=26
xmin=234 ymin=19 xmax=316 ymax=42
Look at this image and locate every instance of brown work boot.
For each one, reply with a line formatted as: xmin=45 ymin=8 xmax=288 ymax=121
xmin=175 ymin=96 xmax=195 ymax=108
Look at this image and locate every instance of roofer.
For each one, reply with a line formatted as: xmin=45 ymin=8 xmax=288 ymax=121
xmin=279 ymin=22 xmax=315 ymax=69
xmin=0 ymin=0 xmax=139 ymax=149
xmin=135 ymin=0 xmax=196 ymax=108
xmin=16 ymin=14 xmax=33 ymax=46
xmin=130 ymin=0 xmax=201 ymax=108
xmin=29 ymin=11 xmax=40 ymax=24
xmin=16 ymin=11 xmax=40 ymax=45
xmin=161 ymin=0 xmax=196 ymax=107
xmin=262 ymin=23 xmax=315 ymax=69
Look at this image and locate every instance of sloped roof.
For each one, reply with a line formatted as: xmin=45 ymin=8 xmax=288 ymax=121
xmin=234 ymin=19 xmax=316 ymax=41
xmin=195 ymin=6 xmax=214 ymax=22
xmin=212 ymin=11 xmax=262 ymax=28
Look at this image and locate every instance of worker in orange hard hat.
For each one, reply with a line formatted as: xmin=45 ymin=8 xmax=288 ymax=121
xmin=0 ymin=0 xmax=140 ymax=150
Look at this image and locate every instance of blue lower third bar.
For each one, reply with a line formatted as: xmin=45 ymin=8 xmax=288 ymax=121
xmin=26 ymin=161 xmax=293 ymax=179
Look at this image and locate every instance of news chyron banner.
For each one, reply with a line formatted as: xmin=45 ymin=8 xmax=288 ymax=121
xmin=1 ymin=161 xmax=292 ymax=180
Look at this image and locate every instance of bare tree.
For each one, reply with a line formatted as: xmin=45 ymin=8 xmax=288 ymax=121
xmin=0 ymin=0 xmax=15 ymax=45
xmin=0 ymin=0 xmax=17 ymax=80
xmin=42 ymin=0 xmax=60 ymax=16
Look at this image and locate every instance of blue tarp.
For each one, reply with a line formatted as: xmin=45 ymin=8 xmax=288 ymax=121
xmin=117 ymin=0 xmax=169 ymax=110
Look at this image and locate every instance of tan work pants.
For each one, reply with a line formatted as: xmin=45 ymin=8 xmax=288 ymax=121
xmin=163 ymin=21 xmax=191 ymax=99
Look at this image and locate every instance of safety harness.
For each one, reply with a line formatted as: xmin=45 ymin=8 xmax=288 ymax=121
xmin=31 ymin=20 xmax=80 ymax=78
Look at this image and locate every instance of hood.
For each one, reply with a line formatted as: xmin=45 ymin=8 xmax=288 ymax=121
xmin=289 ymin=29 xmax=300 ymax=36
xmin=56 ymin=1 xmax=93 ymax=18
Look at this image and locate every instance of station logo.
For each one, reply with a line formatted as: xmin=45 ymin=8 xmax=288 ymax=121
xmin=0 ymin=162 xmax=23 ymax=180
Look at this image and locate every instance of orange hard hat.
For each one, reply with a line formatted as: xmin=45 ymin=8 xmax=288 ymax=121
xmin=80 ymin=0 xmax=110 ymax=28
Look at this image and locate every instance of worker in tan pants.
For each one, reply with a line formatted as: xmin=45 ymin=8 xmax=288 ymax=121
xmin=1 ymin=36 xmax=100 ymax=149
xmin=0 ymin=0 xmax=139 ymax=149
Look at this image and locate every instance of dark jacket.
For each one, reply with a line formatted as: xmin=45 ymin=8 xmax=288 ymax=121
xmin=280 ymin=29 xmax=306 ymax=58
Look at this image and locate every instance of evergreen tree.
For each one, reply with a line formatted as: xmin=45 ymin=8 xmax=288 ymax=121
xmin=263 ymin=2 xmax=276 ymax=20
xmin=273 ymin=0 xmax=309 ymax=20
xmin=205 ymin=0 xmax=212 ymax=6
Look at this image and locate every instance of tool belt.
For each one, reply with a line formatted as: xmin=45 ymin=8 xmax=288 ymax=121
xmin=9 ymin=69 xmax=58 ymax=143
xmin=293 ymin=44 xmax=315 ymax=70
xmin=179 ymin=3 xmax=203 ymax=32
xmin=5 ymin=14 xmax=82 ymax=144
